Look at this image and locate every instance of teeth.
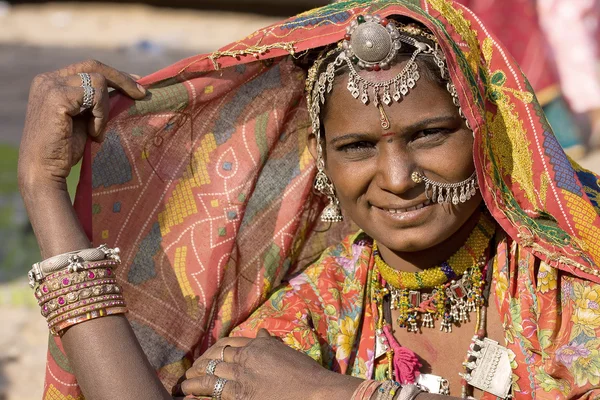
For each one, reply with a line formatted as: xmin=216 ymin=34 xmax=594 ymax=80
xmin=385 ymin=199 xmax=431 ymax=214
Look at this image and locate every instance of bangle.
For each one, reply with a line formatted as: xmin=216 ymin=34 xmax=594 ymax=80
xmin=34 ymin=260 xmax=118 ymax=299
xmin=37 ymin=278 xmax=118 ymax=304
xmin=376 ymin=381 xmax=402 ymax=400
xmin=352 ymin=380 xmax=382 ymax=400
xmin=396 ymin=384 xmax=423 ymax=400
xmin=28 ymin=244 xmax=120 ymax=287
xmin=44 ymin=291 xmax=124 ymax=320
xmin=51 ymin=306 xmax=128 ymax=336
xmin=48 ymin=299 xmax=126 ymax=328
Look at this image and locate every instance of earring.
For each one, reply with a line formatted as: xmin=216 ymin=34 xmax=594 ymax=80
xmin=411 ymin=171 xmax=478 ymax=205
xmin=314 ymin=143 xmax=343 ymax=223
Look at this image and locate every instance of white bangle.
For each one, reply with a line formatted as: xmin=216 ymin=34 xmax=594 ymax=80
xmin=28 ymin=244 xmax=120 ymax=287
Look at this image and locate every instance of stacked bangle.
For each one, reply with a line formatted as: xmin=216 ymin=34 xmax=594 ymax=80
xmin=351 ymin=380 xmax=383 ymax=400
xmin=351 ymin=380 xmax=423 ymax=400
xmin=29 ymin=247 xmax=127 ymax=336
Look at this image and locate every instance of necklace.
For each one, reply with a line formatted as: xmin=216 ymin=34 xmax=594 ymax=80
xmin=370 ymin=212 xmax=514 ymax=397
xmin=373 ymin=212 xmax=494 ymax=332
xmin=373 ymin=212 xmax=495 ymax=290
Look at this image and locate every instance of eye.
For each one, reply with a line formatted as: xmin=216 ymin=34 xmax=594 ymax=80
xmin=413 ymin=128 xmax=451 ymax=140
xmin=336 ymin=141 xmax=376 ymax=152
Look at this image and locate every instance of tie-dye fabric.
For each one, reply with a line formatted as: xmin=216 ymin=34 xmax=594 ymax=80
xmin=43 ymin=0 xmax=600 ymax=398
xmin=233 ymin=232 xmax=600 ymax=399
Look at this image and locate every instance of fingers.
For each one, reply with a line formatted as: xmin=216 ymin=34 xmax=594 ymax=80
xmin=195 ymin=337 xmax=252 ymax=361
xmin=181 ymin=374 xmax=240 ymax=399
xmin=54 ymin=59 xmax=146 ymax=100
xmin=256 ymin=328 xmax=271 ymax=338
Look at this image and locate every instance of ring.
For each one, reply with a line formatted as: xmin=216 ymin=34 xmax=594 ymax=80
xmin=220 ymin=345 xmax=230 ymax=362
xmin=212 ymin=377 xmax=227 ymax=400
xmin=79 ymin=72 xmax=92 ymax=87
xmin=79 ymin=72 xmax=95 ymax=110
xmin=206 ymin=359 xmax=222 ymax=376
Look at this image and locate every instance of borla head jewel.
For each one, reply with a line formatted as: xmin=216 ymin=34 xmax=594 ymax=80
xmin=308 ymin=15 xmax=478 ymax=222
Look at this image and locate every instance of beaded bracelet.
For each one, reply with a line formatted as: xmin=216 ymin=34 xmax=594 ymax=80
xmin=34 ymin=260 xmax=118 ymax=299
xmin=376 ymin=380 xmax=402 ymax=400
xmin=51 ymin=306 xmax=128 ymax=336
xmin=48 ymin=299 xmax=126 ymax=329
xmin=351 ymin=380 xmax=382 ymax=400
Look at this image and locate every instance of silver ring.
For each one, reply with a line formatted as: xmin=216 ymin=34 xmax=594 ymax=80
xmin=79 ymin=72 xmax=92 ymax=87
xmin=212 ymin=377 xmax=227 ymax=400
xmin=81 ymin=85 xmax=95 ymax=110
xmin=79 ymin=73 xmax=94 ymax=109
xmin=205 ymin=359 xmax=222 ymax=376
xmin=220 ymin=345 xmax=230 ymax=362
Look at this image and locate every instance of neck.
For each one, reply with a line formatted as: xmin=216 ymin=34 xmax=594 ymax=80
xmin=377 ymin=209 xmax=482 ymax=273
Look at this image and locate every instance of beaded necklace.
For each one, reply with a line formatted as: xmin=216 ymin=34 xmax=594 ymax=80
xmin=371 ymin=212 xmax=500 ymax=397
xmin=373 ymin=212 xmax=495 ymax=290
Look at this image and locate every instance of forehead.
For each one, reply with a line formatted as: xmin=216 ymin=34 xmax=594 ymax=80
xmin=321 ymin=61 xmax=457 ymax=135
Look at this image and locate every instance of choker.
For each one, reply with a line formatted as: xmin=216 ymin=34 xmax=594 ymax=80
xmin=373 ymin=212 xmax=495 ymax=291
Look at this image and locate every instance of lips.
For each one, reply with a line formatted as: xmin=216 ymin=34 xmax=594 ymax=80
xmin=381 ymin=199 xmax=432 ymax=214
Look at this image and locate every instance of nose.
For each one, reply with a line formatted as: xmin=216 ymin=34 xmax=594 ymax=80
xmin=375 ymin=145 xmax=416 ymax=195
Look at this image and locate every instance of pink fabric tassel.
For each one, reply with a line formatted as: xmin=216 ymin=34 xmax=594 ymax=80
xmin=382 ymin=325 xmax=422 ymax=384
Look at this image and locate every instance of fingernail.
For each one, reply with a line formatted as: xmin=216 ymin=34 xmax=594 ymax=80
xmin=137 ymin=83 xmax=146 ymax=94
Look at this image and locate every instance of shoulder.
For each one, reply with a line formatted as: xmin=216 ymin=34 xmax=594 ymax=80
xmin=286 ymin=231 xmax=373 ymax=293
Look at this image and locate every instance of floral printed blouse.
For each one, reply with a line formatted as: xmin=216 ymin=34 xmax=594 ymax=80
xmin=232 ymin=231 xmax=600 ymax=399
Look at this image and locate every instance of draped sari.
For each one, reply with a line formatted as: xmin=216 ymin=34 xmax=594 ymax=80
xmin=43 ymin=1 xmax=600 ymax=398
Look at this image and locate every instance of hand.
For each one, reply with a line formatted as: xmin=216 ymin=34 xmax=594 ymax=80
xmin=18 ymin=59 xmax=146 ymax=194
xmin=587 ymin=108 xmax=600 ymax=150
xmin=180 ymin=329 xmax=360 ymax=400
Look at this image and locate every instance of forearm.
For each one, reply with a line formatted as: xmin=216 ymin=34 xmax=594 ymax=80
xmin=22 ymin=185 xmax=171 ymax=400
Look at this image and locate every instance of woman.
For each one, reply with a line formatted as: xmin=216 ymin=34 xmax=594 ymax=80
xmin=18 ymin=0 xmax=600 ymax=399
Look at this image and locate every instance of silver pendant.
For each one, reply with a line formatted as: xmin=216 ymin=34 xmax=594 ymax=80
xmin=462 ymin=338 xmax=512 ymax=399
xmin=375 ymin=329 xmax=389 ymax=359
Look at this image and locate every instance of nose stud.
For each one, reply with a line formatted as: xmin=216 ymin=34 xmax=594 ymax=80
xmin=411 ymin=171 xmax=423 ymax=184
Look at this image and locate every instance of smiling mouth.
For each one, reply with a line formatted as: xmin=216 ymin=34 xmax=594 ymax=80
xmin=382 ymin=199 xmax=432 ymax=214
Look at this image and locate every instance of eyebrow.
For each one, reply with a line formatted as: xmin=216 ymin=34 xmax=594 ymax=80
xmin=328 ymin=114 xmax=458 ymax=145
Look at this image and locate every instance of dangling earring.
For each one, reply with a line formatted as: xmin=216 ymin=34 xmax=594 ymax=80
xmin=411 ymin=171 xmax=478 ymax=205
xmin=314 ymin=142 xmax=343 ymax=222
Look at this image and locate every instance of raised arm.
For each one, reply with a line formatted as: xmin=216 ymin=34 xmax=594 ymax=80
xmin=18 ymin=60 xmax=172 ymax=400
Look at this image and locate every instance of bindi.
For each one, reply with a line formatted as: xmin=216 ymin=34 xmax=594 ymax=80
xmin=381 ymin=131 xmax=396 ymax=143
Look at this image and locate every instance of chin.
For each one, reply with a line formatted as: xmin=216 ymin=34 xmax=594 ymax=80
xmin=376 ymin=230 xmax=450 ymax=253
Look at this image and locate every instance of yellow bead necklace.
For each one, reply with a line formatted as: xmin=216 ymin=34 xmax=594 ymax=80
xmin=373 ymin=212 xmax=495 ymax=290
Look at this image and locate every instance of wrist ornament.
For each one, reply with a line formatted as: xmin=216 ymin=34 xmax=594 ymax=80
xmin=28 ymin=246 xmax=127 ymax=336
xmin=28 ymin=244 xmax=120 ymax=288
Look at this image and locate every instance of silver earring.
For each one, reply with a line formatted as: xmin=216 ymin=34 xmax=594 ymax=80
xmin=411 ymin=171 xmax=478 ymax=205
xmin=314 ymin=142 xmax=343 ymax=223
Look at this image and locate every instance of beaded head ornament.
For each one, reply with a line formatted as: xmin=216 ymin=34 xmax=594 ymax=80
xmin=307 ymin=15 xmax=478 ymax=222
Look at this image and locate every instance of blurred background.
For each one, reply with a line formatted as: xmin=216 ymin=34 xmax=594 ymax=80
xmin=0 ymin=1 xmax=598 ymax=399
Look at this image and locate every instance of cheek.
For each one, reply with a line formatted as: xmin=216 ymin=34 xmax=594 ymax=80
xmin=325 ymin=155 xmax=374 ymax=202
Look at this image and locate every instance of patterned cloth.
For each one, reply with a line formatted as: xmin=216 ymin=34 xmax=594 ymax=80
xmin=233 ymin=232 xmax=600 ymax=399
xmin=43 ymin=0 xmax=600 ymax=398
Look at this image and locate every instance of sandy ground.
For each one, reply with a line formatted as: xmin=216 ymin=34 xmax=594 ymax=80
xmin=1 ymin=2 xmax=600 ymax=400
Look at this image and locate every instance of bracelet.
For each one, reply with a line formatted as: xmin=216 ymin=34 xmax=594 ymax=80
xmin=42 ymin=286 xmax=123 ymax=318
xmin=48 ymin=299 xmax=126 ymax=328
xmin=28 ymin=244 xmax=120 ymax=287
xmin=51 ymin=306 xmax=128 ymax=336
xmin=376 ymin=380 xmax=402 ymax=400
xmin=352 ymin=380 xmax=382 ymax=400
xmin=34 ymin=260 xmax=118 ymax=299
xmin=37 ymin=277 xmax=117 ymax=304
xmin=45 ymin=293 xmax=124 ymax=321
xmin=396 ymin=384 xmax=423 ymax=400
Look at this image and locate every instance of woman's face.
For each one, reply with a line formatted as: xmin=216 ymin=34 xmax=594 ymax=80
xmin=314 ymin=61 xmax=482 ymax=253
